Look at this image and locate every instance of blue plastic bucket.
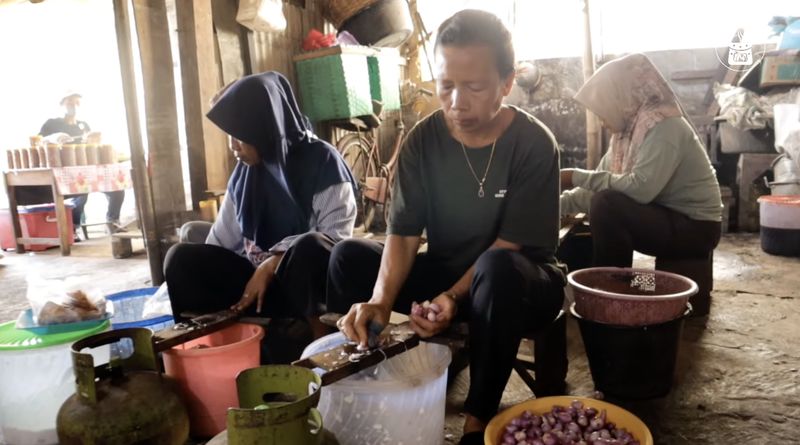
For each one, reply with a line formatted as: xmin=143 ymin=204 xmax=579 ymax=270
xmin=106 ymin=287 xmax=174 ymax=357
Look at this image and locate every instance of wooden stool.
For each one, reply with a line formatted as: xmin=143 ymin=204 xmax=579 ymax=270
xmin=513 ymin=310 xmax=569 ymax=396
xmin=655 ymin=252 xmax=714 ymax=316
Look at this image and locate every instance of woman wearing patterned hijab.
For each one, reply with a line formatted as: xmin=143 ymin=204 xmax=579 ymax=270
xmin=165 ymin=72 xmax=357 ymax=340
xmin=560 ymin=54 xmax=722 ymax=277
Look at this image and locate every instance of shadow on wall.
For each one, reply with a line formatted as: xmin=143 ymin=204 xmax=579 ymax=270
xmin=507 ymin=57 xmax=588 ymax=169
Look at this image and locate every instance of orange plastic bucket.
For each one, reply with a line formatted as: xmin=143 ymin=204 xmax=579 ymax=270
xmin=162 ymin=323 xmax=264 ymax=438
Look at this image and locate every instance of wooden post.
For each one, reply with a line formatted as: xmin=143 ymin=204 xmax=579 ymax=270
xmin=176 ymin=0 xmax=230 ymax=206
xmin=131 ymin=0 xmax=187 ymax=267
xmin=51 ymin=176 xmax=71 ymax=256
xmin=113 ymin=0 xmax=163 ymax=283
xmin=212 ymin=0 xmax=251 ymax=86
xmin=3 ymin=173 xmax=26 ymax=254
xmin=581 ymin=0 xmax=602 ymax=170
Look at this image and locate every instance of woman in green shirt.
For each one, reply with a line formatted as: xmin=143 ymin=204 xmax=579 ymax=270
xmin=560 ymin=53 xmax=722 ymax=271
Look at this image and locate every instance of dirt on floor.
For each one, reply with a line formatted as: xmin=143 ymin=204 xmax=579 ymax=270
xmin=445 ymin=233 xmax=800 ymax=444
xmin=0 ymin=232 xmax=798 ymax=444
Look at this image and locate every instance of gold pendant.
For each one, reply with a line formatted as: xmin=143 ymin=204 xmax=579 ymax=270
xmin=478 ymin=185 xmax=485 ymax=198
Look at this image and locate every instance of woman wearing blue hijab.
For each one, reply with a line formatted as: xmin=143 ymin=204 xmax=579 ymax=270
xmin=164 ymin=72 xmax=357 ymax=337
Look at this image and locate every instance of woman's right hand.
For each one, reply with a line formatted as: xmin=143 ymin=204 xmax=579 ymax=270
xmin=337 ymin=302 xmax=390 ymax=348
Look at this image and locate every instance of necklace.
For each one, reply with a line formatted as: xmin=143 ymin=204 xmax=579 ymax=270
xmin=460 ymin=139 xmax=497 ymax=198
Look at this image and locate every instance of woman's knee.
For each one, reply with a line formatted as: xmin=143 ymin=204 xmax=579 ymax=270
xmin=164 ymin=243 xmax=202 ymax=279
xmin=289 ymin=232 xmax=331 ymax=256
xmin=329 ymin=239 xmax=373 ymax=268
xmin=474 ymin=249 xmax=517 ymax=279
xmin=589 ymin=190 xmax=628 ymax=227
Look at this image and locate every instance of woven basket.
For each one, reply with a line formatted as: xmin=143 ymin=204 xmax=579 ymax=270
xmin=294 ymin=46 xmax=374 ymax=121
xmin=318 ymin=0 xmax=379 ymax=28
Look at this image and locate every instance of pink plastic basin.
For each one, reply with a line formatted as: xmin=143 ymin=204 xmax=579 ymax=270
xmin=162 ymin=323 xmax=264 ymax=438
xmin=568 ymin=267 xmax=698 ymax=326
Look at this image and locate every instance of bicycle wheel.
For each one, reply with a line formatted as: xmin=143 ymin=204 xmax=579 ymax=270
xmin=336 ymin=133 xmax=378 ymax=228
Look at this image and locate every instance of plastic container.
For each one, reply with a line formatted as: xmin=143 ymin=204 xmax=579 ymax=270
xmin=162 ymin=323 xmax=264 ymax=438
xmin=367 ymin=48 xmax=401 ymax=110
xmin=569 ymin=267 xmax=697 ymax=326
xmin=0 ymin=204 xmax=75 ymax=251
xmin=485 ymin=396 xmax=653 ymax=445
xmin=301 ymin=332 xmax=451 ymax=445
xmin=572 ymin=303 xmax=691 ymax=400
xmin=769 ymin=155 xmax=800 ymax=195
xmin=758 ymin=195 xmax=800 ymax=256
xmin=106 ymin=287 xmax=174 ymax=358
xmin=0 ymin=319 xmax=110 ymax=445
xmin=294 ymin=46 xmax=374 ymax=121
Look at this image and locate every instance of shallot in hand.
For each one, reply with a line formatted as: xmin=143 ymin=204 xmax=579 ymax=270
xmin=411 ymin=300 xmax=443 ymax=322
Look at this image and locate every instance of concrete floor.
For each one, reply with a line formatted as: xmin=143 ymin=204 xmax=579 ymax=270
xmin=1 ymin=232 xmax=798 ymax=444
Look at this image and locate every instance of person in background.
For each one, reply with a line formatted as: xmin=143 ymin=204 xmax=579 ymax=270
xmin=327 ymin=11 xmax=565 ymax=444
xmin=560 ymin=53 xmax=722 ymax=268
xmin=17 ymin=91 xmax=126 ymax=237
xmin=164 ymin=72 xmax=358 ymax=353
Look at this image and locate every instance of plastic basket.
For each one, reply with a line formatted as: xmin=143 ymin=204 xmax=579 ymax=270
xmin=106 ymin=287 xmax=174 ymax=357
xmin=294 ymin=46 xmax=375 ymax=121
xmin=368 ymin=48 xmax=401 ymax=110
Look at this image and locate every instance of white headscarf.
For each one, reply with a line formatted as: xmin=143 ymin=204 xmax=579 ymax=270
xmin=574 ymin=53 xmax=685 ymax=173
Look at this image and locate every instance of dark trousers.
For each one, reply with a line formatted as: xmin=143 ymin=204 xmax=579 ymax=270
xmin=105 ymin=190 xmax=125 ymax=222
xmin=164 ymin=232 xmax=336 ymax=322
xmin=327 ymin=238 xmax=565 ymax=423
xmin=589 ymin=190 xmax=721 ymax=267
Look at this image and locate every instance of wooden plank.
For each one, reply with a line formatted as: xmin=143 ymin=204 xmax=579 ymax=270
xmin=132 ymin=0 xmax=186 ymax=247
xmin=3 ymin=173 xmax=25 ymax=254
xmin=113 ymin=0 xmax=164 ymax=283
xmin=51 ymin=177 xmax=71 ymax=256
xmin=670 ymin=69 xmax=720 ymax=81
xmin=212 ymin=0 xmax=250 ymax=85
xmin=176 ymin=0 xmax=230 ymax=207
xmin=4 ymin=169 xmax=53 ymax=186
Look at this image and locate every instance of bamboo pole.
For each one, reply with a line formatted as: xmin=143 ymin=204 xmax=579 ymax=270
xmin=581 ymin=0 xmax=602 ymax=170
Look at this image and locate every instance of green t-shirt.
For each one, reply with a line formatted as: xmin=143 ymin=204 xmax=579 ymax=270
xmin=389 ymin=107 xmax=562 ymax=274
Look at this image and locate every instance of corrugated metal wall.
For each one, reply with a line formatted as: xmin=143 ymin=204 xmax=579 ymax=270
xmin=246 ymin=1 xmax=327 ymax=88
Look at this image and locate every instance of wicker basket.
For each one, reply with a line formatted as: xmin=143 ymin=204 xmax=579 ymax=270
xmin=318 ymin=0 xmax=379 ymax=28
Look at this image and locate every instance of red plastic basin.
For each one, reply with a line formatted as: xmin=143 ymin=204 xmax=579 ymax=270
xmin=568 ymin=267 xmax=697 ymax=326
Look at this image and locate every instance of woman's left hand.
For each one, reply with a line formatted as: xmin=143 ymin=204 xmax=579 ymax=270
xmin=232 ymin=254 xmax=282 ymax=313
xmin=409 ymin=292 xmax=458 ymax=338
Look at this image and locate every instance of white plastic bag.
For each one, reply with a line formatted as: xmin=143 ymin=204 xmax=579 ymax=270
xmin=142 ymin=282 xmax=173 ymax=318
xmin=236 ymin=0 xmax=286 ymax=33
xmin=25 ymin=273 xmax=106 ymax=325
xmin=774 ymin=104 xmax=800 ymax=172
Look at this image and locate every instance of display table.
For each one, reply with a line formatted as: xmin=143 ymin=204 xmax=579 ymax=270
xmin=3 ymin=162 xmax=132 ymax=255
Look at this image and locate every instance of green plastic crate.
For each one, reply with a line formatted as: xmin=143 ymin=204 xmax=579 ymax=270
xmin=294 ymin=46 xmax=374 ymax=121
xmin=368 ymin=48 xmax=401 ymax=110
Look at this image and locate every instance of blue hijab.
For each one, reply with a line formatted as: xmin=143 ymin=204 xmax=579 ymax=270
xmin=207 ymin=72 xmax=356 ymax=251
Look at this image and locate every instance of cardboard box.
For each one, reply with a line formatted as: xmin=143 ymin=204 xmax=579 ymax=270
xmin=760 ymin=50 xmax=800 ymax=88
